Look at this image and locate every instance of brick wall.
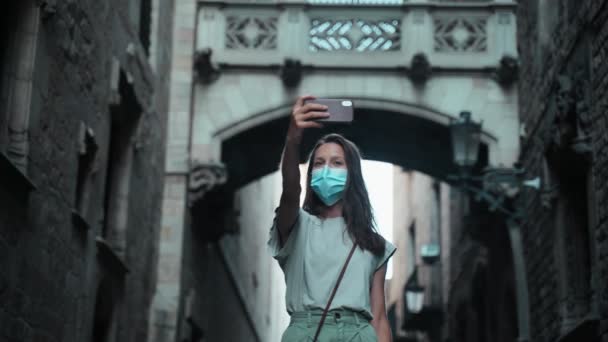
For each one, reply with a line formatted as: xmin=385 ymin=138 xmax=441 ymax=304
xmin=517 ymin=1 xmax=608 ymax=341
xmin=0 ymin=0 xmax=172 ymax=341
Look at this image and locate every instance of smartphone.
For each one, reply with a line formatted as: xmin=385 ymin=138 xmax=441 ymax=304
xmin=303 ymin=98 xmax=354 ymax=124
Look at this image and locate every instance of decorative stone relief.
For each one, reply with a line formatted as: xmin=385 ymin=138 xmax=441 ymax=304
xmin=280 ymin=58 xmax=302 ymax=88
xmin=188 ymin=162 xmax=227 ymax=206
xmin=225 ymin=16 xmax=278 ymax=50
xmin=552 ymin=73 xmax=592 ymax=157
xmin=193 ymin=48 xmax=220 ymax=84
xmin=309 ymin=18 xmax=401 ymax=52
xmin=409 ymin=52 xmax=431 ymax=85
xmin=494 ymin=55 xmax=519 ymax=87
xmin=434 ymin=17 xmax=487 ymax=52
xmin=546 ymin=36 xmax=593 ymax=159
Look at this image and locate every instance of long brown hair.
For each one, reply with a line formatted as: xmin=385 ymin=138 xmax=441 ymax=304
xmin=303 ymin=133 xmax=384 ymax=256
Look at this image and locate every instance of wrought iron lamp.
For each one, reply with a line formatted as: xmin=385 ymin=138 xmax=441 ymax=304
xmin=449 ymin=111 xmax=540 ymax=217
xmin=450 ymin=111 xmax=481 ymax=171
xmin=405 ymin=267 xmax=425 ymax=314
xmin=448 ymin=110 xmax=535 ymax=342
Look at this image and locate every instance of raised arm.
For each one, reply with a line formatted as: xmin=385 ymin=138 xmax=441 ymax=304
xmin=275 ymin=95 xmax=329 ymax=246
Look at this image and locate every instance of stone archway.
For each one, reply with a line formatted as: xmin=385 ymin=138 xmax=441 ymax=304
xmin=212 ymin=100 xmax=495 ymax=192
xmin=190 ymin=101 xmax=493 ymax=242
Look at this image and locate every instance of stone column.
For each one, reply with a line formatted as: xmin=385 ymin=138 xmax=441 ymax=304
xmin=6 ymin=2 xmax=39 ymax=173
xmin=148 ymin=0 xmax=198 ymax=341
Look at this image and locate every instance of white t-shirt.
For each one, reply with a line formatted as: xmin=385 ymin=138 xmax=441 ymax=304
xmin=266 ymin=208 xmax=397 ymax=321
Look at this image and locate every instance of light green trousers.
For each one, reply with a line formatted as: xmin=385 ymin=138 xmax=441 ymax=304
xmin=281 ymin=308 xmax=378 ymax=342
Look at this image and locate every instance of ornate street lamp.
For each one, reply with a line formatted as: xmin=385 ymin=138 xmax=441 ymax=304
xmin=405 ymin=267 xmax=425 ymax=314
xmin=450 ymin=111 xmax=482 ymax=171
xmin=448 ymin=111 xmax=540 ymax=215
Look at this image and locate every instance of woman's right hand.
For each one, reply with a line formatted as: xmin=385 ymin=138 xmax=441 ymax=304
xmin=287 ymin=95 xmax=330 ymax=141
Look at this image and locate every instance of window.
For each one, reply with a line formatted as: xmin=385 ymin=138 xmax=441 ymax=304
xmin=139 ymin=0 xmax=152 ymax=55
xmin=75 ymin=122 xmax=98 ymax=216
xmin=102 ymin=70 xmax=142 ymax=256
xmin=430 ymin=181 xmax=441 ymax=244
xmin=0 ymin=2 xmax=19 ymax=147
xmin=429 ymin=181 xmax=442 ymax=303
xmin=547 ymin=150 xmax=592 ymax=332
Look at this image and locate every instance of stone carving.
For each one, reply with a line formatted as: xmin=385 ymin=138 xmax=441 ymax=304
xmin=188 ymin=162 xmax=228 ymax=206
xmin=225 ymin=16 xmax=277 ymax=50
xmin=494 ymin=55 xmax=519 ymax=87
xmin=434 ymin=17 xmax=487 ymax=52
xmin=552 ymin=74 xmax=592 ymax=157
xmin=193 ymin=48 xmax=220 ymax=84
xmin=409 ymin=52 xmax=431 ymax=85
xmin=280 ymin=58 xmax=302 ymax=88
xmin=309 ymin=18 xmax=401 ymax=52
xmin=554 ymin=76 xmax=575 ymax=141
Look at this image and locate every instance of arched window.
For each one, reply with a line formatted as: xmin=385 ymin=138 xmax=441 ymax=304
xmin=547 ymin=150 xmax=592 ymax=332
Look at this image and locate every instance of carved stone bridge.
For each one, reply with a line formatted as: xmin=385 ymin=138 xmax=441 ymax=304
xmin=150 ymin=0 xmax=519 ymax=341
xmin=189 ymin=0 xmax=519 ymax=188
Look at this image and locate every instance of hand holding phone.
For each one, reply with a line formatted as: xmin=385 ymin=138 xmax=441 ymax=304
xmin=303 ymin=98 xmax=354 ymax=124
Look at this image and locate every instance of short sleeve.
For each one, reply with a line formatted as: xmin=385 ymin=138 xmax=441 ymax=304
xmin=374 ymin=237 xmax=397 ymax=272
xmin=266 ymin=207 xmax=304 ymax=262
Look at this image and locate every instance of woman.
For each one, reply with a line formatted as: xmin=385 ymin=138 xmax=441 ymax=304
xmin=267 ymin=95 xmax=397 ymax=342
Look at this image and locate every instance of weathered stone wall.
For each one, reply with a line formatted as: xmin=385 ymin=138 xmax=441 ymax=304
xmin=389 ymin=169 xmax=452 ymax=341
xmin=517 ymin=1 xmax=608 ymax=341
xmin=180 ymin=172 xmax=289 ymax=342
xmin=0 ymin=0 xmax=172 ymax=341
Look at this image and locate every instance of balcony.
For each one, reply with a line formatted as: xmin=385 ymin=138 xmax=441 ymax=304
xmin=197 ymin=0 xmax=517 ymax=71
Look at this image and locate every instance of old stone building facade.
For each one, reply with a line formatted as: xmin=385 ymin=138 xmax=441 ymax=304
xmin=388 ymin=170 xmax=453 ymax=342
xmin=0 ymin=0 xmax=173 ymax=341
xmin=516 ymin=1 xmax=608 ymax=341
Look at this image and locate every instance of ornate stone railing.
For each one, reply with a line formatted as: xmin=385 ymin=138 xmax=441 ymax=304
xmin=196 ymin=0 xmax=516 ymax=71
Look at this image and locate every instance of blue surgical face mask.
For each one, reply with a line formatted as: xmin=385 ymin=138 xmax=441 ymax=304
xmin=310 ymin=165 xmax=348 ymax=206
